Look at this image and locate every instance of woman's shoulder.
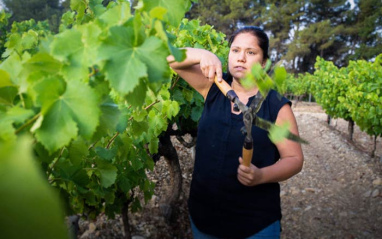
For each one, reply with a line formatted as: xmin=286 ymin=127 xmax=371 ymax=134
xmin=264 ymin=89 xmax=291 ymax=121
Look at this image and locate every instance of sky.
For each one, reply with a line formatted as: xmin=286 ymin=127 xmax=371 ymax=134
xmin=349 ymin=0 xmax=355 ymax=9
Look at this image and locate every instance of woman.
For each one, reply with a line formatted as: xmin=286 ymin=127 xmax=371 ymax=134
xmin=167 ymin=26 xmax=304 ymax=239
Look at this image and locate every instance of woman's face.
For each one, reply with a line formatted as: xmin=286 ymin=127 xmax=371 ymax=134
xmin=228 ymin=32 xmax=264 ymax=81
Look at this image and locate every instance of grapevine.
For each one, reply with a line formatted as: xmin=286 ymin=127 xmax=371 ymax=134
xmin=0 ymin=1 xmax=194 ymax=238
xmin=285 ymin=56 xmax=382 ymax=156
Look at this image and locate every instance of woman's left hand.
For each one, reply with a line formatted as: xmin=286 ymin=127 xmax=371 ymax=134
xmin=237 ymin=157 xmax=263 ymax=186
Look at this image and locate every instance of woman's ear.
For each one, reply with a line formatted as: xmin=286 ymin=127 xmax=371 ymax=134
xmin=261 ymin=59 xmax=267 ymax=68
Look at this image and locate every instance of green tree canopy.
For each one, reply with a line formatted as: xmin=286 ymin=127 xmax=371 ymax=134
xmin=187 ymin=0 xmax=381 ymax=73
xmin=2 ymin=0 xmax=63 ymax=31
xmin=345 ymin=0 xmax=382 ymax=61
xmin=187 ymin=0 xmax=264 ymax=36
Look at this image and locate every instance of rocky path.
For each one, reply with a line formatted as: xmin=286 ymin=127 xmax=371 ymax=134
xmin=281 ymin=111 xmax=381 ymax=239
xmin=78 ymin=104 xmax=382 ymax=239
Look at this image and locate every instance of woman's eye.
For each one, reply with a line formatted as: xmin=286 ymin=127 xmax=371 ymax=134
xmin=248 ymin=51 xmax=254 ymax=55
xmin=232 ymin=49 xmax=239 ymax=53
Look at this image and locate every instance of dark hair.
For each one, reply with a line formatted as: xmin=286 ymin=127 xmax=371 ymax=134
xmin=228 ymin=26 xmax=269 ymax=61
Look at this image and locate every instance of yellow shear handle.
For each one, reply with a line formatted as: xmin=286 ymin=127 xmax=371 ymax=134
xmin=214 ymin=76 xmax=233 ymax=96
xmin=242 ymin=136 xmax=253 ymax=167
xmin=242 ymin=146 xmax=253 ymax=167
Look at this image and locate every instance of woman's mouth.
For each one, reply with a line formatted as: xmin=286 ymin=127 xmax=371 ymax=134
xmin=234 ymin=66 xmax=246 ymax=71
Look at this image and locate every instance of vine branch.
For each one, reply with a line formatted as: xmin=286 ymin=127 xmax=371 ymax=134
xmin=88 ymin=67 xmax=99 ymax=78
xmin=15 ymin=112 xmax=42 ymax=134
xmin=176 ymin=135 xmax=196 ymax=148
xmin=171 ymin=75 xmax=180 ymax=90
xmin=128 ymin=99 xmax=160 ymax=121
xmin=106 ymin=132 xmax=119 ymax=149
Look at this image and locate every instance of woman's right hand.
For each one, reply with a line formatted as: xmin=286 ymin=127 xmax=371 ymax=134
xmin=200 ymin=51 xmax=223 ymax=83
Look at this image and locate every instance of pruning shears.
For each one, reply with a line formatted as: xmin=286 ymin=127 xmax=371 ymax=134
xmin=214 ymin=77 xmax=307 ymax=167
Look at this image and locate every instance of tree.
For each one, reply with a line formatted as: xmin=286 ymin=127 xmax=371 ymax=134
xmin=188 ymin=0 xmax=381 ymax=74
xmin=284 ymin=0 xmax=351 ymax=72
xmin=0 ymin=11 xmax=10 ymax=57
xmin=345 ymin=0 xmax=382 ymax=62
xmin=187 ymin=0 xmax=265 ymax=36
xmin=2 ymin=0 xmax=63 ymax=31
xmin=304 ymin=0 xmax=351 ymax=24
xmin=285 ymin=19 xmax=346 ymax=73
xmin=261 ymin=0 xmax=305 ymax=64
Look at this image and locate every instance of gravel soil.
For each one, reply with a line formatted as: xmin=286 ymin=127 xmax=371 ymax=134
xmin=77 ymin=102 xmax=382 ymax=239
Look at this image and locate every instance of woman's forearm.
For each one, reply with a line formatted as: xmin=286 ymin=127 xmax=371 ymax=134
xmin=167 ymin=47 xmax=222 ymax=99
xmin=258 ymin=155 xmax=303 ymax=184
xmin=167 ymin=47 xmax=214 ymax=70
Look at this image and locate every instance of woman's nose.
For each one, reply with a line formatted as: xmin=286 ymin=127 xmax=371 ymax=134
xmin=238 ymin=52 xmax=246 ymax=62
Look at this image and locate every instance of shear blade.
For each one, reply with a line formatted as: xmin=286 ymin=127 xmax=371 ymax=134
xmin=240 ymin=126 xmax=247 ymax=135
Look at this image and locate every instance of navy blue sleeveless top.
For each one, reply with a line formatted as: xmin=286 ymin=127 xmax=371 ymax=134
xmin=188 ymin=75 xmax=291 ymax=238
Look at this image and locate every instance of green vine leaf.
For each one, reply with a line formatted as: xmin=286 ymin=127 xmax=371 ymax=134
xmin=125 ymin=80 xmax=147 ymax=107
xmin=0 ymin=86 xmax=17 ymax=106
xmin=95 ymin=146 xmax=117 ymax=162
xmin=131 ymin=120 xmax=149 ymax=137
xmin=268 ymin=121 xmax=291 ymax=144
xmin=118 ymin=174 xmax=132 ymax=193
xmin=98 ymin=25 xmax=170 ymax=95
xmin=0 ymin=117 xmax=16 ymax=143
xmin=56 ymin=158 xmax=90 ymax=188
xmin=0 ymin=53 xmax=23 ymax=85
xmin=141 ymin=0 xmax=190 ymax=27
xmin=77 ymin=23 xmax=102 ymax=66
xmin=147 ymin=109 xmax=167 ymax=137
xmin=0 ymin=69 xmax=12 ymax=87
xmin=149 ymin=7 xmax=168 ymax=20
xmin=5 ymin=106 xmax=34 ymax=124
xmin=98 ymin=1 xmax=132 ymax=27
xmin=70 ymin=0 xmax=87 ymax=22
xmin=148 ymin=137 xmax=159 ymax=154
xmin=162 ymin=100 xmax=180 ymax=119
xmin=0 ymin=137 xmax=69 ymax=239
xmin=50 ymin=28 xmax=89 ymax=81
xmin=68 ymin=138 xmax=89 ymax=166
xmin=24 ymin=53 xmax=62 ymax=75
xmin=96 ymin=158 xmax=118 ymax=188
xmin=274 ymin=66 xmax=287 ymax=94
xmin=88 ymin=0 xmax=106 ymax=17
xmin=34 ymin=79 xmax=100 ymax=153
xmin=92 ymin=100 xmax=122 ymax=140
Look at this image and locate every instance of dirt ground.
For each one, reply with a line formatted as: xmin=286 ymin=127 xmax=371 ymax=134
xmin=78 ymin=102 xmax=382 ymax=239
